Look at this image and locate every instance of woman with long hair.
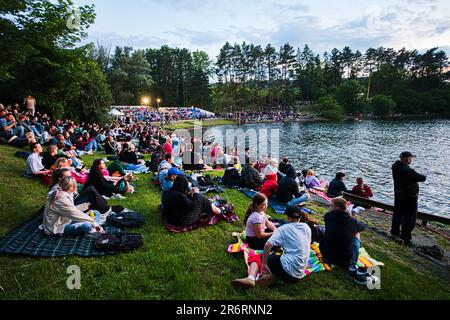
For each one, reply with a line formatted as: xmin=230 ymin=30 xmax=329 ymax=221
xmin=162 ymin=175 xmax=223 ymax=227
xmin=43 ymin=176 xmax=105 ymax=236
xmin=244 ymin=193 xmax=277 ymax=250
xmin=83 ymin=159 xmax=132 ymax=197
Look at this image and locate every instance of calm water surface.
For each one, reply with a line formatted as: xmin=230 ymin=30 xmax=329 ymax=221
xmin=213 ymin=119 xmax=450 ymax=218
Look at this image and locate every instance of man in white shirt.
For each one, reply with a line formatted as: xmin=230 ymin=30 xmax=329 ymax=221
xmin=259 ymin=206 xmax=312 ymax=286
xmin=27 ymin=143 xmax=51 ymax=177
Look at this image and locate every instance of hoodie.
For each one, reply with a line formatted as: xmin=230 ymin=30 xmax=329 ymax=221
xmin=241 ymin=164 xmax=264 ymax=190
xmin=276 ymin=166 xmax=302 ymax=203
xmin=319 ymin=210 xmax=366 ymax=267
xmin=260 ymin=173 xmax=278 ymax=199
xmin=392 ymin=160 xmax=426 ymax=198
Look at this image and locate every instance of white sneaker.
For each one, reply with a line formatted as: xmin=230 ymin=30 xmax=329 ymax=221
xmin=111 ymin=194 xmax=126 ymax=200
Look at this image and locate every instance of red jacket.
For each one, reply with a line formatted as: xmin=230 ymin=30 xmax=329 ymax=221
xmin=260 ymin=174 xmax=278 ymax=199
xmin=351 ymin=184 xmax=373 ymax=198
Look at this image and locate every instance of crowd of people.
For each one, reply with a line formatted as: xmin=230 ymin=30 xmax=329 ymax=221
xmin=112 ymin=106 xmax=215 ymax=126
xmin=1 ymin=98 xmax=427 ymax=290
xmin=226 ymin=110 xmax=314 ymax=123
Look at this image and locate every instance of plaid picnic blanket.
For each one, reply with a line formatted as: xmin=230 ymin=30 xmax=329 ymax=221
xmin=228 ymin=232 xmax=384 ymax=277
xmin=240 ymin=188 xmax=313 ymax=215
xmin=0 ymin=214 xmax=123 ymax=258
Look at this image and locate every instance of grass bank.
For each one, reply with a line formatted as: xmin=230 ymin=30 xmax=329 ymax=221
xmin=0 ymin=144 xmax=449 ymax=300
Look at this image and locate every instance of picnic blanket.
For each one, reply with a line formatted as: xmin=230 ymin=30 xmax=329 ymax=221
xmin=228 ymin=232 xmax=384 ymax=277
xmin=0 ymin=214 xmax=124 ymax=258
xmin=240 ymin=188 xmax=313 ymax=215
xmin=164 ymin=210 xmax=239 ymax=233
xmin=309 ymin=188 xmax=333 ymax=204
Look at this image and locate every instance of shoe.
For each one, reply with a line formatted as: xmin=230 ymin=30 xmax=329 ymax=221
xmin=256 ymin=274 xmax=278 ymax=287
xmin=389 ymin=235 xmax=404 ymax=245
xmin=231 ymin=278 xmax=255 ymax=289
xmin=111 ymin=194 xmax=126 ymax=200
xmin=354 ymin=273 xmax=380 ymax=287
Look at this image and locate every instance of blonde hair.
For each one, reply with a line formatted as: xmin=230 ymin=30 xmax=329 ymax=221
xmin=307 ymin=170 xmax=315 ymax=177
xmin=49 ymin=176 xmax=77 ymax=207
xmin=55 ymin=157 xmax=69 ymax=169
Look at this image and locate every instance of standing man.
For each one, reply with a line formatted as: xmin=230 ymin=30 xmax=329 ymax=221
xmin=391 ymin=152 xmax=427 ymax=246
xmin=24 ymin=95 xmax=37 ymax=116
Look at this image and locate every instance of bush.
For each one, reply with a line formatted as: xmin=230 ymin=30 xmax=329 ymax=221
xmin=370 ymin=94 xmax=396 ymax=118
xmin=315 ymin=95 xmax=344 ymax=121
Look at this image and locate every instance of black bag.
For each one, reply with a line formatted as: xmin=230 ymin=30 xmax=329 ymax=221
xmin=106 ymin=211 xmax=145 ymax=228
xmin=198 ymin=175 xmax=214 ymax=187
xmin=222 ymin=168 xmax=242 ymax=187
xmin=95 ymin=233 xmax=144 ymax=253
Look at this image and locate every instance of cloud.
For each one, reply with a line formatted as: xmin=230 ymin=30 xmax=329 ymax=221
xmin=84 ymin=31 xmax=167 ymax=49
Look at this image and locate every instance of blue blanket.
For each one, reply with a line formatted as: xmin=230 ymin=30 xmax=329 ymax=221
xmin=240 ymin=188 xmax=313 ymax=215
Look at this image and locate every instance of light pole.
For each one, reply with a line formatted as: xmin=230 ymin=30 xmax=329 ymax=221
xmin=157 ymin=98 xmax=161 ymax=109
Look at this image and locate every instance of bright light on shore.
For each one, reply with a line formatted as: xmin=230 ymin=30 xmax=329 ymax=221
xmin=141 ymin=96 xmax=150 ymax=105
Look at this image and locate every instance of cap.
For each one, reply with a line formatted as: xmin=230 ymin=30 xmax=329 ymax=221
xmin=285 ymin=206 xmax=302 ymax=219
xmin=168 ymin=167 xmax=183 ymax=176
xmin=400 ymin=151 xmax=416 ymax=159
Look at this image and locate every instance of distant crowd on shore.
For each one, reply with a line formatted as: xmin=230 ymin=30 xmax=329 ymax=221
xmin=1 ymin=97 xmax=426 ymax=290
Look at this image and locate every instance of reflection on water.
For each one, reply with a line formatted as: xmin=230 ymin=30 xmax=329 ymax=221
xmin=215 ymin=119 xmax=450 ymax=218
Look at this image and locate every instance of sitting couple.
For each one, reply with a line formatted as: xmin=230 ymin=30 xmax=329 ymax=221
xmin=260 ymin=164 xmax=310 ymax=207
xmin=232 ymin=195 xmax=378 ymax=288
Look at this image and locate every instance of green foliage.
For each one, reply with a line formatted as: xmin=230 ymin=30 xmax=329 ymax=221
xmin=315 ymin=95 xmax=344 ymax=121
xmin=335 ymin=80 xmax=366 ymax=114
xmin=0 ymin=0 xmax=113 ymax=123
xmin=370 ymin=94 xmax=396 ymax=118
xmin=1 ymin=145 xmax=450 ymax=300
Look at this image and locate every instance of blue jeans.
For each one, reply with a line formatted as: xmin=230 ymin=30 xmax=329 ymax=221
xmin=288 ymin=194 xmax=309 ymax=207
xmin=85 ymin=140 xmax=99 ymax=151
xmin=63 ymin=211 xmax=100 ymax=236
xmin=352 ymin=237 xmax=361 ymax=266
xmin=14 ymin=126 xmax=25 ymax=138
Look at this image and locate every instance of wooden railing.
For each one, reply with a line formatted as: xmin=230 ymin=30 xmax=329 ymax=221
xmin=342 ymin=192 xmax=450 ymax=226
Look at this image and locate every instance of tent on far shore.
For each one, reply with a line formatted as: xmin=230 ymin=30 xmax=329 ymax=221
xmin=109 ymin=109 xmax=125 ymax=116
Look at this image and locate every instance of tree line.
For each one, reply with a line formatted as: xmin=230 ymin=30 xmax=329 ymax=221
xmin=213 ymin=42 xmax=450 ymax=118
xmin=1 ymin=0 xmax=449 ymax=124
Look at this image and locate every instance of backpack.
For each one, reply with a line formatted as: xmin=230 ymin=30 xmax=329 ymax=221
xmin=95 ymin=233 xmax=144 ymax=254
xmin=106 ymin=211 xmax=145 ymax=228
xmin=198 ymin=175 xmax=214 ymax=187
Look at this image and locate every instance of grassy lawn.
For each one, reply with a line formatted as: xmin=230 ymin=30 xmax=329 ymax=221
xmin=0 ymin=144 xmax=449 ymax=300
xmin=163 ymin=119 xmax=236 ymax=130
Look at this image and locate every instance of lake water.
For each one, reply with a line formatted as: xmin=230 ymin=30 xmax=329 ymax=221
xmin=213 ymin=119 xmax=450 ymax=218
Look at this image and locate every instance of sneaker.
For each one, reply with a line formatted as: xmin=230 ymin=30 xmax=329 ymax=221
xmin=111 ymin=194 xmax=126 ymax=200
xmin=354 ymin=273 xmax=380 ymax=287
xmin=87 ymin=149 xmax=94 ymax=155
xmin=256 ymin=274 xmax=278 ymax=287
xmin=231 ymin=278 xmax=255 ymax=289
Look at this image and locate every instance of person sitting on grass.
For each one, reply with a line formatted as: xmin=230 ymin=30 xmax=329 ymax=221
xmin=83 ymin=159 xmax=133 ymax=198
xmin=54 ymin=157 xmax=88 ymax=185
xmin=26 ymin=142 xmax=52 ymax=178
xmin=319 ymin=198 xmax=378 ymax=285
xmin=276 ymin=165 xmax=310 ymax=207
xmin=304 ymin=170 xmax=329 ymax=190
xmin=259 ymin=172 xmax=278 ymax=199
xmin=43 ymin=176 xmax=105 ymax=236
xmin=351 ymin=177 xmax=374 ymax=199
xmin=326 ymin=172 xmax=349 ymax=198
xmin=232 ymin=206 xmax=311 ymax=288
xmin=42 ymin=145 xmax=60 ymax=170
xmin=161 ymin=167 xmax=183 ymax=208
xmin=241 ymin=160 xmax=265 ymax=191
xmin=278 ymin=158 xmax=290 ymax=175
xmin=162 ymin=175 xmax=225 ymax=227
xmin=49 ymin=168 xmax=118 ymax=219
xmin=243 ymin=193 xmax=277 ymax=250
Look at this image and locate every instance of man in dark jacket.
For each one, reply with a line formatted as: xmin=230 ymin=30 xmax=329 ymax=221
xmin=276 ymin=165 xmax=310 ymax=206
xmin=241 ymin=162 xmax=264 ymax=190
xmin=391 ymin=151 xmax=427 ymax=246
xmin=320 ymin=198 xmax=377 ymax=285
xmin=327 ymin=172 xmax=349 ymax=198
